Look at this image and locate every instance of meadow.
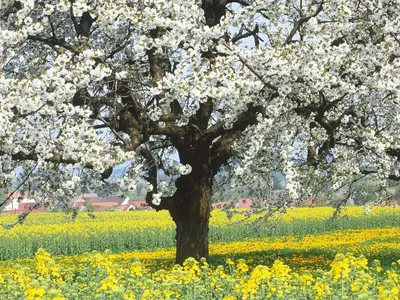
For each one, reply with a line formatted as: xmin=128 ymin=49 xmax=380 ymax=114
xmin=0 ymin=206 xmax=399 ymax=260
xmin=0 ymin=206 xmax=399 ymax=299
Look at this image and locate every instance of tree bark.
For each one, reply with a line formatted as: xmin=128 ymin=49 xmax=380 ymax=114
xmin=169 ymin=150 xmax=213 ymax=264
xmin=175 ymin=218 xmax=209 ymax=264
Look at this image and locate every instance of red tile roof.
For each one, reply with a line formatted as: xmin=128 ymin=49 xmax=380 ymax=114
xmin=130 ymin=201 xmax=150 ymax=210
xmin=4 ymin=192 xmax=28 ymax=199
xmin=92 ymin=202 xmax=119 ymax=210
xmin=72 ymin=202 xmax=85 ymax=209
xmin=116 ymin=204 xmax=136 ymax=211
xmin=212 ymin=202 xmax=231 ymax=209
xmin=1 ymin=208 xmax=46 ymax=214
xmin=235 ymin=198 xmax=253 ymax=209
xmin=102 ymin=196 xmax=126 ymax=205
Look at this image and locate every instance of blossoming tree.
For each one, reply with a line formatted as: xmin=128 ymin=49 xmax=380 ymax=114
xmin=1 ymin=0 xmax=399 ymax=263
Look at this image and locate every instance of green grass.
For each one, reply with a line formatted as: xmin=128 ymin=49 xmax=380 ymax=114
xmin=210 ymin=213 xmax=400 ymax=241
xmin=0 ymin=209 xmax=398 ymax=260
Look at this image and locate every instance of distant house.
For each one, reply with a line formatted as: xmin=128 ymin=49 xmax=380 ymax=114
xmin=71 ymin=202 xmax=85 ymax=210
xmin=234 ymin=198 xmax=254 ymax=209
xmin=303 ymin=197 xmax=314 ymax=207
xmin=78 ymin=193 xmax=101 ymax=202
xmin=18 ymin=202 xmax=41 ymax=211
xmin=388 ymin=199 xmax=400 ymax=207
xmin=69 ymin=198 xmax=87 ymax=208
xmin=2 ymin=193 xmax=46 ymax=213
xmin=98 ymin=195 xmax=128 ymax=206
xmin=70 ymin=193 xmax=101 ymax=207
xmin=4 ymin=192 xmax=28 ymax=199
xmin=69 ymin=194 xmax=130 ymax=211
xmin=92 ymin=201 xmax=120 ymax=211
xmin=129 ymin=201 xmax=151 ymax=210
xmin=3 ymin=192 xmax=28 ymax=211
xmin=116 ymin=204 xmax=137 ymax=211
xmin=212 ymin=202 xmax=231 ymax=209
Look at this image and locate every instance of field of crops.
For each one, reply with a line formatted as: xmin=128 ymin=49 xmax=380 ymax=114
xmin=1 ymin=249 xmax=399 ymax=299
xmin=0 ymin=206 xmax=399 ymax=299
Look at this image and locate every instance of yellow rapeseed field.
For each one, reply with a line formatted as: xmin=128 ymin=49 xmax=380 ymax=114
xmin=0 ymin=206 xmax=399 ymax=299
xmin=0 ymin=206 xmax=398 ymax=241
xmin=0 ymin=249 xmax=398 ymax=299
xmin=1 ymin=226 xmax=399 ymax=273
xmin=0 ymin=206 xmax=399 ymax=260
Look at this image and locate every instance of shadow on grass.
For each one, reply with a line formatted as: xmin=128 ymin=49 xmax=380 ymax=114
xmin=136 ymin=247 xmax=398 ymax=273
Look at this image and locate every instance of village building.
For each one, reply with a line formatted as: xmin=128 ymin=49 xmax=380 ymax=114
xmin=68 ymin=193 xmax=150 ymax=211
xmin=2 ymin=192 xmax=46 ymax=213
xmin=212 ymin=201 xmax=232 ymax=209
xmin=128 ymin=201 xmax=151 ymax=210
xmin=234 ymin=198 xmax=254 ymax=209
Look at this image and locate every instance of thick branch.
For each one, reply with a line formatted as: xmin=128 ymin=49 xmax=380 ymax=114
xmin=206 ymin=103 xmax=267 ymax=173
xmin=361 ymin=169 xmax=400 ymax=181
xmin=189 ymin=97 xmax=214 ymax=132
xmin=70 ymin=8 xmax=94 ymax=38
xmin=202 ymin=0 xmax=227 ymax=26
xmin=5 ymin=151 xmax=113 ymax=180
xmin=27 ymin=35 xmax=78 ymax=54
xmin=204 ymin=103 xmax=266 ymax=143
xmin=387 ymin=148 xmax=400 ymax=160
xmin=227 ymin=0 xmax=250 ymax=6
xmin=210 ymin=131 xmax=241 ymax=174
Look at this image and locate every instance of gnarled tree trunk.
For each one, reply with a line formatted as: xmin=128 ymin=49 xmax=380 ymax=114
xmin=169 ymin=148 xmax=214 ymax=264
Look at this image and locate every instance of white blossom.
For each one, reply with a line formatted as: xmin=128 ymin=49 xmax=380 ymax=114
xmin=0 ymin=0 xmax=399 ymax=211
xmin=152 ymin=193 xmax=162 ymax=206
xmin=176 ymin=164 xmax=192 ymax=175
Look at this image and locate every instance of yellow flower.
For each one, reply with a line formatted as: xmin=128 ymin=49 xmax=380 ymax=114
xmin=226 ymin=258 xmax=234 ymax=266
xmin=130 ymin=261 xmax=143 ymax=277
xmin=123 ymin=290 xmax=136 ymax=299
xmin=163 ymin=290 xmax=175 ymax=298
xmin=183 ymin=257 xmax=201 ymax=276
xmin=300 ymin=272 xmax=315 ymax=289
xmin=237 ymin=259 xmax=249 ymax=274
xmin=98 ymin=277 xmax=119 ymax=292
xmin=271 ymin=260 xmax=291 ymax=280
xmin=314 ymin=279 xmax=331 ymax=299
xmin=25 ymin=287 xmax=46 ymax=300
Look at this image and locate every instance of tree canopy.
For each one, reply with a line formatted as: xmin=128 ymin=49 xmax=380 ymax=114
xmin=1 ymin=0 xmax=399 ymax=262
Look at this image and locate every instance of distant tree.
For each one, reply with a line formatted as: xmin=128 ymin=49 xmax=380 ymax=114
xmin=1 ymin=0 xmax=400 ymax=264
xmin=84 ymin=202 xmax=96 ymax=212
xmin=350 ymin=180 xmax=380 ymax=205
xmin=389 ymin=186 xmax=400 ymax=200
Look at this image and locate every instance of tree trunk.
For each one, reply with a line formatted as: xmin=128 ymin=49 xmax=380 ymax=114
xmin=175 ymin=218 xmax=209 ymax=264
xmin=169 ymin=163 xmax=213 ymax=265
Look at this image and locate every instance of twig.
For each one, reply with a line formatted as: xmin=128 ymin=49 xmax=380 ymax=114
xmin=0 ymin=163 xmax=38 ymax=211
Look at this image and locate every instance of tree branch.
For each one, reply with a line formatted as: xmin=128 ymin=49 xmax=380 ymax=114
xmin=4 ymin=151 xmax=113 ymax=180
xmin=204 ymin=103 xmax=267 ymax=143
xmin=0 ymin=163 xmax=37 ymax=211
xmin=285 ymin=1 xmax=324 ymax=45
xmin=361 ymin=169 xmax=400 ymax=181
xmin=231 ymin=24 xmax=259 ymax=44
xmin=27 ymin=35 xmax=78 ymax=54
xmin=224 ymin=44 xmax=278 ymax=92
